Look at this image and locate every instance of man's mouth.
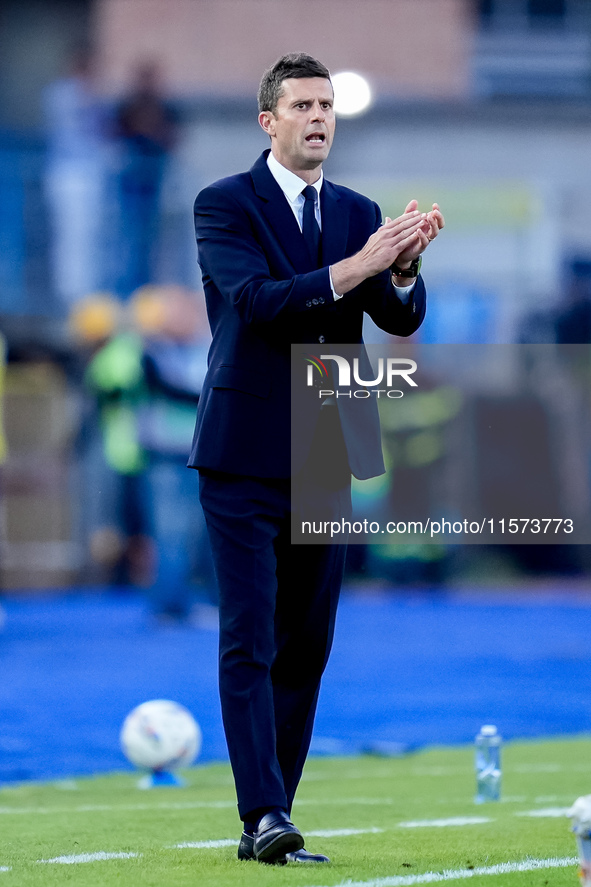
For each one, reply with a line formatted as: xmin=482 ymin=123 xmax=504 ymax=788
xmin=305 ymin=133 xmax=326 ymax=144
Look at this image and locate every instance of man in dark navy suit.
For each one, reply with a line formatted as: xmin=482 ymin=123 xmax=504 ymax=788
xmin=189 ymin=53 xmax=443 ymax=865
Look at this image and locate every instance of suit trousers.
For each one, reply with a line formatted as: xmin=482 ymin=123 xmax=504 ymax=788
xmin=198 ymin=406 xmax=351 ymax=820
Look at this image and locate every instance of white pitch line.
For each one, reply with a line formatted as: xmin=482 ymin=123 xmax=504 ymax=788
xmin=74 ymin=800 xmax=236 ymax=811
xmin=515 ymin=807 xmax=570 ymax=818
xmin=511 ymin=764 xmax=563 ymax=773
xmin=0 ymin=797 xmax=395 ymax=816
xmin=0 ymin=868 xmax=11 ymax=873
xmin=38 ymin=851 xmax=141 ymax=865
xmin=410 ymin=763 xmax=591 ymax=777
xmin=307 ymin=856 xmax=578 ymax=887
xmin=297 ymin=798 xmax=394 ymax=807
xmin=0 ymin=800 xmax=237 ymax=816
xmin=307 ymin=828 xmax=384 ymax=838
xmin=398 ymin=817 xmax=491 ymax=828
xmin=172 ymin=828 xmax=384 ymax=849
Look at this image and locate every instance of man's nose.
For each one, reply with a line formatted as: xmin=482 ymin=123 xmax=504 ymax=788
xmin=311 ymin=101 xmax=325 ymax=120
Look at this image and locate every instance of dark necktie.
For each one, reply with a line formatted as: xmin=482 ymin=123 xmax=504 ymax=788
xmin=301 ymin=185 xmax=322 ymax=266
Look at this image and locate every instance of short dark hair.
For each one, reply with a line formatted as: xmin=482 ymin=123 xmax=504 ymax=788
xmin=258 ymin=53 xmax=332 ymax=114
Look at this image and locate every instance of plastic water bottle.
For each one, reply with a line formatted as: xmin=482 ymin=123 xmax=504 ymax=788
xmin=474 ymin=724 xmax=501 ymax=803
xmin=569 ymin=795 xmax=591 ymax=886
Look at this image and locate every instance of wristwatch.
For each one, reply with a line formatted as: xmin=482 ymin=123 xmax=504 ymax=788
xmin=391 ymin=256 xmax=422 ymax=278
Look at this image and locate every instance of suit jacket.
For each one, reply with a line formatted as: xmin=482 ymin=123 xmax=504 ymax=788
xmin=188 ymin=150 xmax=426 ymax=479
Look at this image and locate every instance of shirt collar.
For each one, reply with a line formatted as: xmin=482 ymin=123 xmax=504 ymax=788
xmin=267 ymin=151 xmax=323 ymax=205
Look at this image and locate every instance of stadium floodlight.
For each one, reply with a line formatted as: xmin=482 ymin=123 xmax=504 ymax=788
xmin=332 ymin=71 xmax=373 ymax=117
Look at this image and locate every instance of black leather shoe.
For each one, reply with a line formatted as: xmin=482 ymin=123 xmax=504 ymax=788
xmin=253 ymin=811 xmax=304 ymax=864
xmin=285 ymin=849 xmax=331 ymax=863
xmin=237 ymin=831 xmax=256 ymax=861
xmin=237 ymin=831 xmax=287 ymax=865
xmin=238 ymin=830 xmax=329 ymax=864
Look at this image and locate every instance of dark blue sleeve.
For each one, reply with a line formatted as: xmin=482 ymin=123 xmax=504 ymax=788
xmin=194 ymin=185 xmax=333 ymax=326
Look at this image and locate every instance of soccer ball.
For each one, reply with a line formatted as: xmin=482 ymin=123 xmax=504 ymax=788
xmin=120 ymin=699 xmax=202 ymax=771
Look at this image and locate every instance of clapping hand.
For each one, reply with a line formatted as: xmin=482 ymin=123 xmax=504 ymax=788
xmin=392 ymin=199 xmax=444 ymax=269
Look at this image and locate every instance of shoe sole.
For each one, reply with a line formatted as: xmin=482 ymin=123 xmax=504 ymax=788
xmin=255 ymin=830 xmax=304 ymax=864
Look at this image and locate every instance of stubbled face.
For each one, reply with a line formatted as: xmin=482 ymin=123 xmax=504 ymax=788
xmin=259 ymin=77 xmax=335 ymax=178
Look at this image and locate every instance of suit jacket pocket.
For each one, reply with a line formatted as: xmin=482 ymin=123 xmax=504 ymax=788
xmin=209 ymin=364 xmax=271 ymax=399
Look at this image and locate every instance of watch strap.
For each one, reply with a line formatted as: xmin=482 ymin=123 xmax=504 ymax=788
xmin=391 ymin=255 xmax=422 ymax=278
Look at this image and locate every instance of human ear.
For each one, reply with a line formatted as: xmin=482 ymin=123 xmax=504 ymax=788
xmin=258 ymin=110 xmax=276 ymax=137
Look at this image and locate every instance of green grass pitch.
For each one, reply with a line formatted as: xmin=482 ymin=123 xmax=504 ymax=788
xmin=1 ymin=737 xmax=590 ymax=887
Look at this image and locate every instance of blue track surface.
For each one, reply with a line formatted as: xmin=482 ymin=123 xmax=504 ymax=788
xmin=0 ymin=588 xmax=590 ymax=783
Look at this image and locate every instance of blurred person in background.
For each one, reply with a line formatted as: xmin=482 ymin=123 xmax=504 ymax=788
xmin=0 ymin=332 xmax=7 ymax=630
xmin=43 ymin=43 xmax=109 ymax=310
xmin=76 ymin=294 xmax=152 ymax=586
xmin=74 ymin=288 xmax=215 ymax=613
xmin=135 ymin=286 xmax=215 ymax=625
xmin=114 ymin=61 xmax=178 ymax=299
xmin=0 ymin=332 xmax=7 ymax=476
xmin=519 ymin=264 xmax=591 ymax=346
xmin=554 ymin=274 xmax=591 ymax=345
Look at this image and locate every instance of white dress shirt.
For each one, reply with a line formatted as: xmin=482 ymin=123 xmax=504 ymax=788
xmin=266 ymin=151 xmax=414 ymax=303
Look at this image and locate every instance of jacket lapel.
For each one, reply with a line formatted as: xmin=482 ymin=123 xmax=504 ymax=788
xmin=320 ymin=180 xmax=348 ymax=267
xmin=250 ymin=152 xmax=314 ymax=273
